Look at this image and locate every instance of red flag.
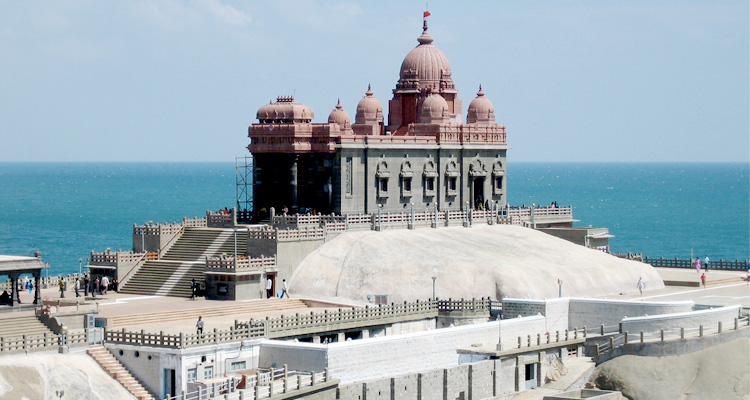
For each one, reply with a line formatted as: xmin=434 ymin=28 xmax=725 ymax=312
xmin=423 ymin=11 xmax=431 ymax=18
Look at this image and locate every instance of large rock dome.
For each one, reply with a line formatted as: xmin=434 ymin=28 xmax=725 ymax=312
xmin=289 ymin=224 xmax=663 ymax=303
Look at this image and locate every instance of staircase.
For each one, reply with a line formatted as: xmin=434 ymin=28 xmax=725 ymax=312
xmin=88 ymin=345 xmax=155 ymax=400
xmin=0 ymin=315 xmax=56 ymax=338
xmin=119 ymin=227 xmax=248 ymax=297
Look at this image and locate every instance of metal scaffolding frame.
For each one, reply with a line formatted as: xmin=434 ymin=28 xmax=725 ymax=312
xmin=235 ymin=155 xmax=254 ymax=222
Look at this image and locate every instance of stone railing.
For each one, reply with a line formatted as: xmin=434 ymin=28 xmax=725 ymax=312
xmin=168 ymin=367 xmax=334 ymax=400
xmin=0 ymin=328 xmax=100 ymax=354
xmin=205 ymin=255 xmax=276 ymax=271
xmin=247 ymin=226 xmax=327 ymax=241
xmin=207 ymin=209 xmax=234 ymax=228
xmin=104 ymin=299 xmax=490 ymax=348
xmin=133 ymin=222 xmax=184 ymax=236
xmin=182 ymin=216 xmax=208 ymax=227
xmin=90 ymin=249 xmax=153 ymax=266
xmin=595 ymin=317 xmax=750 ymax=362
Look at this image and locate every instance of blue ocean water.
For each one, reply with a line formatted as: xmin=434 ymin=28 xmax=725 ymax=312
xmin=0 ymin=162 xmax=747 ymax=276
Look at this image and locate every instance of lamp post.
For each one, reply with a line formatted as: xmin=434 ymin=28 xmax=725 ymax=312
xmin=558 ymin=278 xmax=563 ymax=298
xmin=78 ymin=258 xmax=82 ymax=277
xmin=464 ymin=200 xmax=470 ymax=227
xmin=433 ymin=203 xmax=438 ymax=228
xmin=497 ymin=313 xmax=503 ymax=351
xmin=531 ymin=203 xmax=536 ymax=229
xmin=409 ymin=202 xmax=415 ymax=229
xmin=377 ymin=204 xmax=383 ymax=231
xmin=431 ymin=275 xmax=437 ymax=301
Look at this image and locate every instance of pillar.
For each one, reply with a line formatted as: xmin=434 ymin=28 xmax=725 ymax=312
xmin=9 ymin=272 xmax=18 ymax=307
xmin=291 ymin=155 xmax=299 ymax=211
xmin=33 ymin=271 xmax=41 ymax=304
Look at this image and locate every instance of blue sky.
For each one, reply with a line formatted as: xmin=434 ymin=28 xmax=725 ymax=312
xmin=1 ymin=1 xmax=748 ymax=162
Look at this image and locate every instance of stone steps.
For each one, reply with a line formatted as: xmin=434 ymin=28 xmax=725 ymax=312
xmin=105 ymin=299 xmax=308 ymax=328
xmin=87 ymin=345 xmax=155 ymax=400
xmin=119 ymin=227 xmax=249 ymax=298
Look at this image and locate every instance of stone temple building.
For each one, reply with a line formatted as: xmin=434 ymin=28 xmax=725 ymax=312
xmin=248 ymin=18 xmax=508 ymax=216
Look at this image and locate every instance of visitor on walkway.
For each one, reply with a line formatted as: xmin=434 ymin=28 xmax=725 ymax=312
xmin=75 ymin=277 xmax=80 ymax=297
xmin=637 ymin=277 xmax=645 ymax=296
xmin=701 ymin=273 xmax=706 ymax=288
xmin=27 ymin=280 xmax=33 ymax=294
xmin=266 ymin=277 xmax=273 ymax=299
xmin=694 ymin=257 xmax=701 ymax=273
xmin=190 ymin=278 xmax=197 ymax=300
xmin=281 ymin=279 xmax=289 ymax=298
xmin=196 ymin=316 xmax=204 ymax=336
xmin=84 ymin=275 xmax=90 ymax=296
xmin=100 ymin=275 xmax=109 ymax=295
xmin=92 ymin=277 xmax=98 ymax=298
xmin=704 ymin=255 xmax=710 ymax=273
xmin=58 ymin=277 xmax=65 ymax=298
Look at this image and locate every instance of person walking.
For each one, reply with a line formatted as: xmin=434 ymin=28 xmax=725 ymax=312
xmin=196 ymin=316 xmax=204 ymax=336
xmin=92 ymin=277 xmax=99 ymax=298
xmin=266 ymin=277 xmax=273 ymax=299
xmin=190 ymin=278 xmax=197 ymax=300
xmin=704 ymin=255 xmax=710 ymax=273
xmin=100 ymin=275 xmax=109 ymax=295
xmin=637 ymin=277 xmax=645 ymax=296
xmin=58 ymin=277 xmax=65 ymax=298
xmin=701 ymin=273 xmax=707 ymax=288
xmin=281 ymin=279 xmax=289 ymax=298
xmin=694 ymin=257 xmax=701 ymax=273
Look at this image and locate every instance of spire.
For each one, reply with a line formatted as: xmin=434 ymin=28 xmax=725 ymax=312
xmin=477 ymin=85 xmax=485 ymax=97
xmin=336 ymin=98 xmax=343 ymax=109
xmin=418 ymin=10 xmax=433 ymax=44
xmin=365 ymin=84 xmax=373 ymax=97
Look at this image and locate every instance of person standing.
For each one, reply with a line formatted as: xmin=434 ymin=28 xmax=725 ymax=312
xmin=704 ymin=255 xmax=710 ymax=273
xmin=281 ymin=279 xmax=289 ymax=298
xmin=100 ymin=275 xmax=109 ymax=295
xmin=701 ymin=273 xmax=707 ymax=288
xmin=58 ymin=277 xmax=65 ymax=298
xmin=93 ymin=277 xmax=99 ymax=298
xmin=266 ymin=277 xmax=273 ymax=299
xmin=75 ymin=276 xmax=81 ymax=297
xmin=694 ymin=257 xmax=701 ymax=273
xmin=190 ymin=278 xmax=197 ymax=300
xmin=84 ymin=275 xmax=90 ymax=296
xmin=196 ymin=316 xmax=204 ymax=336
xmin=637 ymin=277 xmax=645 ymax=296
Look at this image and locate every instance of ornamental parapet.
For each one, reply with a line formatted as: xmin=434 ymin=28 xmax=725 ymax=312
xmin=133 ymin=222 xmax=184 ymax=236
xmin=205 ymin=254 xmax=276 ymax=271
xmin=90 ymin=249 xmax=155 ymax=266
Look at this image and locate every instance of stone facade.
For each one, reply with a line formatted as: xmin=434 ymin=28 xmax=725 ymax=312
xmin=247 ymin=19 xmax=508 ymax=217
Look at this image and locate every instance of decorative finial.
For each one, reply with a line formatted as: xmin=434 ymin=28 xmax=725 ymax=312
xmin=423 ymin=10 xmax=431 ymax=32
xmin=335 ymin=98 xmax=342 ymax=109
xmin=366 ymin=84 xmax=373 ymax=96
xmin=477 ymin=85 xmax=485 ymax=96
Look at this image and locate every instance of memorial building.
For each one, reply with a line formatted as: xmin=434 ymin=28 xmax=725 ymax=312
xmin=248 ymin=17 xmax=508 ymax=216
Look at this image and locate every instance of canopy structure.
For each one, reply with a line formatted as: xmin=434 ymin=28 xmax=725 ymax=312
xmin=0 ymin=255 xmax=46 ymax=306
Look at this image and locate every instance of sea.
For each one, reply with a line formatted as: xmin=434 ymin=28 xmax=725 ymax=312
xmin=0 ymin=162 xmax=747 ymax=277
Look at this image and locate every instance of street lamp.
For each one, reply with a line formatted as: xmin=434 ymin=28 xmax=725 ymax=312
xmin=558 ymin=278 xmax=563 ymax=298
xmin=496 ymin=313 xmax=503 ymax=351
xmin=409 ymin=202 xmax=415 ymax=229
xmin=431 ymin=275 xmax=437 ymax=301
xmin=377 ymin=204 xmax=383 ymax=231
xmin=78 ymin=258 xmax=82 ymax=277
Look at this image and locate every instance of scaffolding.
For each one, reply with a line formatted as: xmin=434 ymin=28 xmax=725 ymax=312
xmin=235 ymin=155 xmax=254 ymax=223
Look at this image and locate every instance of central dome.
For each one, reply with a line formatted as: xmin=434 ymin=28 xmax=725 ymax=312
xmin=397 ymin=23 xmax=455 ymax=91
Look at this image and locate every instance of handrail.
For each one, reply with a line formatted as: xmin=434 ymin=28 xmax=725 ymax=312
xmin=158 ymin=224 xmax=185 ymax=257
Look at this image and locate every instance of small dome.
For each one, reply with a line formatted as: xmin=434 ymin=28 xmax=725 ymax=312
xmin=355 ymin=85 xmax=384 ymax=125
xmin=466 ymin=86 xmax=495 ymax=124
xmin=420 ymin=93 xmax=449 ymax=124
xmin=397 ymin=22 xmax=454 ymax=91
xmin=256 ymin=96 xmax=314 ymax=123
xmin=328 ymin=99 xmax=350 ymax=127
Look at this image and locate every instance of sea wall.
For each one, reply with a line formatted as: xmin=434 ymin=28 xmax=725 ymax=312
xmin=619 ymin=305 xmax=741 ymax=333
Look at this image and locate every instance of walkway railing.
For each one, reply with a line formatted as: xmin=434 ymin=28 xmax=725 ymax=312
xmin=595 ymin=317 xmax=750 ymax=360
xmin=166 ymin=366 xmax=333 ymax=400
xmin=0 ymin=328 xmax=100 ymax=354
xmin=613 ymin=254 xmax=749 ymax=271
xmin=103 ymin=298 xmax=490 ymax=348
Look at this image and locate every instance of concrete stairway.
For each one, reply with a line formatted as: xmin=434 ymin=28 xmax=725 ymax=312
xmin=0 ymin=315 xmax=56 ymax=338
xmin=119 ymin=227 xmax=248 ymax=297
xmin=105 ymin=299 xmax=308 ymax=328
xmin=119 ymin=260 xmax=204 ymax=297
xmin=162 ymin=227 xmax=247 ymax=261
xmin=87 ymin=345 xmax=155 ymax=400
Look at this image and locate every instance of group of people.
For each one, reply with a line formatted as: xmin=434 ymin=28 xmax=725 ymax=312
xmin=265 ymin=277 xmax=289 ymax=299
xmin=58 ymin=275 xmax=115 ymax=298
xmin=694 ymin=255 xmax=710 ymax=288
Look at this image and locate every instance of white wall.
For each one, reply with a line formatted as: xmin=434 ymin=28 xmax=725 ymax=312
xmin=620 ymin=305 xmax=741 ymax=333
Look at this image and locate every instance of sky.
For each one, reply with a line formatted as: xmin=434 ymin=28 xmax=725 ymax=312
xmin=1 ymin=1 xmax=748 ymax=163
